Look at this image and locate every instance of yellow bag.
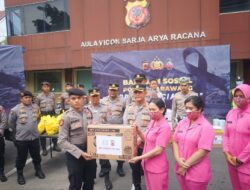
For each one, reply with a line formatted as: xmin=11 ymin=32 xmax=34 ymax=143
xmin=45 ymin=116 xmax=56 ymax=136
xmin=38 ymin=116 xmax=46 ymax=134
xmin=45 ymin=114 xmax=63 ymax=136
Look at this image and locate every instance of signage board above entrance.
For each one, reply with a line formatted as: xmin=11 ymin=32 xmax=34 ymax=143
xmin=80 ymin=31 xmax=206 ymax=48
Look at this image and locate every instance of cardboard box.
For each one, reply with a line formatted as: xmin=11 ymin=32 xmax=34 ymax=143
xmin=213 ymin=129 xmax=224 ymax=148
xmin=87 ymin=124 xmax=137 ymax=161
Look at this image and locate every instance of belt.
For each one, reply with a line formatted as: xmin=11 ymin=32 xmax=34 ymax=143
xmin=75 ymin=144 xmax=87 ymax=151
xmin=41 ymin=111 xmax=55 ymax=116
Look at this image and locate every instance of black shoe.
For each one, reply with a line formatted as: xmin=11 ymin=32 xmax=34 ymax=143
xmin=17 ymin=172 xmax=25 ymax=185
xmin=35 ymin=167 xmax=45 ymax=179
xmin=99 ymin=170 xmax=105 ymax=178
xmin=0 ymin=171 xmax=7 ymax=182
xmin=104 ymin=175 xmax=113 ymax=190
xmin=42 ymin=149 xmax=48 ymax=156
xmin=134 ymin=184 xmax=142 ymax=190
xmin=116 ymin=167 xmax=125 ymax=177
xmin=52 ymin=145 xmax=61 ymax=152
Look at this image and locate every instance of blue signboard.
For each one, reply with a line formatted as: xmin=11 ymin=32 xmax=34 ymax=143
xmin=92 ymin=45 xmax=230 ymax=119
xmin=0 ymin=45 xmax=25 ymax=112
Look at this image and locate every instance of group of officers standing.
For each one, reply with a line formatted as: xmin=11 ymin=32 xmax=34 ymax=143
xmin=0 ymin=73 xmax=196 ymax=190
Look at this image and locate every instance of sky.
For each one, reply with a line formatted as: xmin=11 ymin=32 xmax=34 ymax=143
xmin=0 ymin=0 xmax=4 ymax=11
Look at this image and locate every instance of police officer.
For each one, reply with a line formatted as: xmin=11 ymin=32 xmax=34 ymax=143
xmin=77 ymin=84 xmax=85 ymax=92
xmin=149 ymin=79 xmax=164 ymax=100
xmin=36 ymin=81 xmax=61 ymax=156
xmin=0 ymin=105 xmax=7 ymax=182
xmin=61 ymin=82 xmax=74 ymax=111
xmin=101 ymin=83 xmax=126 ymax=178
xmin=171 ymin=77 xmax=197 ymax=130
xmin=8 ymin=90 xmax=45 ymax=185
xmin=126 ymin=74 xmax=158 ymax=106
xmin=123 ymin=84 xmax=151 ymax=190
xmin=87 ymin=88 xmax=108 ymax=124
xmin=87 ymin=88 xmax=113 ymax=190
xmin=77 ymin=84 xmax=88 ymax=105
xmin=58 ymin=88 xmax=96 ymax=190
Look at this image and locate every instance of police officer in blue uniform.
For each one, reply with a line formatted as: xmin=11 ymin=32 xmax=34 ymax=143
xmin=61 ymin=82 xmax=74 ymax=111
xmin=36 ymin=81 xmax=61 ymax=156
xmin=58 ymin=88 xmax=96 ymax=190
xmin=8 ymin=90 xmax=45 ymax=185
xmin=87 ymin=88 xmax=113 ymax=190
xmin=101 ymin=83 xmax=126 ymax=178
xmin=0 ymin=105 xmax=7 ymax=182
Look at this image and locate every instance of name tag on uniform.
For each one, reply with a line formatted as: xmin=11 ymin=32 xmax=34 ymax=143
xmin=227 ymin=121 xmax=232 ymax=124
xmin=70 ymin=122 xmax=82 ymax=130
xmin=93 ymin=110 xmax=98 ymax=113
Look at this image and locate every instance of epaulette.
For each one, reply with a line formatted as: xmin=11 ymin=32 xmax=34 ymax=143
xmin=100 ymin=102 xmax=106 ymax=107
xmin=64 ymin=109 xmax=71 ymax=115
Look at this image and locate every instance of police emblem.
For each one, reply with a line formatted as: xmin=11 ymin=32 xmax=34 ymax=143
xmin=150 ymin=56 xmax=164 ymax=70
xmin=125 ymin=0 xmax=150 ymax=29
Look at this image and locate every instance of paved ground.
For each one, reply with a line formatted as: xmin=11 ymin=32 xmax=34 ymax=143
xmin=1 ymin=141 xmax=232 ymax=190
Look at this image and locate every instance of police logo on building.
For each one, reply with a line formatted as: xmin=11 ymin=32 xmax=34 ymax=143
xmin=125 ymin=0 xmax=150 ymax=29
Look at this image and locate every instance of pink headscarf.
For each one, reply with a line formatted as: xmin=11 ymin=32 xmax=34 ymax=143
xmin=234 ymin=84 xmax=250 ymax=101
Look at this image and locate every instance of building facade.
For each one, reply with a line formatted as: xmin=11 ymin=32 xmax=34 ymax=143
xmin=4 ymin=0 xmax=250 ymax=93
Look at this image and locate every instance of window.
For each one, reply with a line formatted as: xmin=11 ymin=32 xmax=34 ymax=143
xmin=24 ymin=3 xmax=45 ymax=34
xmin=34 ymin=71 xmax=62 ymax=92
xmin=6 ymin=0 xmax=70 ymax=36
xmin=75 ymin=69 xmax=92 ymax=92
xmin=43 ymin=1 xmax=70 ymax=31
xmin=6 ymin=8 xmax=23 ymax=36
xmin=220 ymin=0 xmax=250 ymax=13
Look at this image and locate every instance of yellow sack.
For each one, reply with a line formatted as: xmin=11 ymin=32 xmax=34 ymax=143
xmin=45 ymin=116 xmax=57 ymax=136
xmin=56 ymin=113 xmax=63 ymax=125
xmin=38 ymin=116 xmax=47 ymax=135
xmin=53 ymin=113 xmax=63 ymax=134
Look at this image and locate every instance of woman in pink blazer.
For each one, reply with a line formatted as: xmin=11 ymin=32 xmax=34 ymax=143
xmin=129 ymin=98 xmax=171 ymax=190
xmin=223 ymin=84 xmax=250 ymax=190
xmin=173 ymin=96 xmax=214 ymax=190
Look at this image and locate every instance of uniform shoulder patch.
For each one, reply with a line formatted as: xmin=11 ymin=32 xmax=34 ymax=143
xmin=59 ymin=119 xmax=64 ymax=126
xmin=64 ymin=110 xmax=70 ymax=115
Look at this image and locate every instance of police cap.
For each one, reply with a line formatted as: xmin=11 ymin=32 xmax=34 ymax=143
xmin=179 ymin=77 xmax=190 ymax=85
xmin=133 ymin=84 xmax=146 ymax=92
xmin=89 ymin=88 xmax=100 ymax=96
xmin=65 ymin=82 xmax=73 ymax=87
xmin=134 ymin=74 xmax=146 ymax=81
xmin=68 ymin=88 xmax=85 ymax=96
xmin=109 ymin=83 xmax=119 ymax=90
xmin=77 ymin=84 xmax=85 ymax=88
xmin=41 ymin=81 xmax=51 ymax=86
xmin=20 ymin=90 xmax=33 ymax=97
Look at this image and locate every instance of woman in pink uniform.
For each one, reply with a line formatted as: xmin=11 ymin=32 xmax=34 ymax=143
xmin=223 ymin=84 xmax=250 ymax=190
xmin=129 ymin=98 xmax=171 ymax=190
xmin=173 ymin=96 xmax=214 ymax=190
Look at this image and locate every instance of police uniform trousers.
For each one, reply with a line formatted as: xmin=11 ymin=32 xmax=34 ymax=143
xmin=15 ymin=138 xmax=41 ymax=171
xmin=100 ymin=159 xmax=124 ymax=174
xmin=66 ymin=145 xmax=97 ymax=190
xmin=130 ymin=148 xmax=143 ymax=186
xmin=40 ymin=111 xmax=57 ymax=149
xmin=0 ymin=137 xmax=5 ymax=172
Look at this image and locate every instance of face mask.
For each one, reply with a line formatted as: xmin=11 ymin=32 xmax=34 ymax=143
xmin=234 ymin=97 xmax=248 ymax=109
xmin=149 ymin=111 xmax=162 ymax=120
xmin=186 ymin=109 xmax=200 ymax=120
